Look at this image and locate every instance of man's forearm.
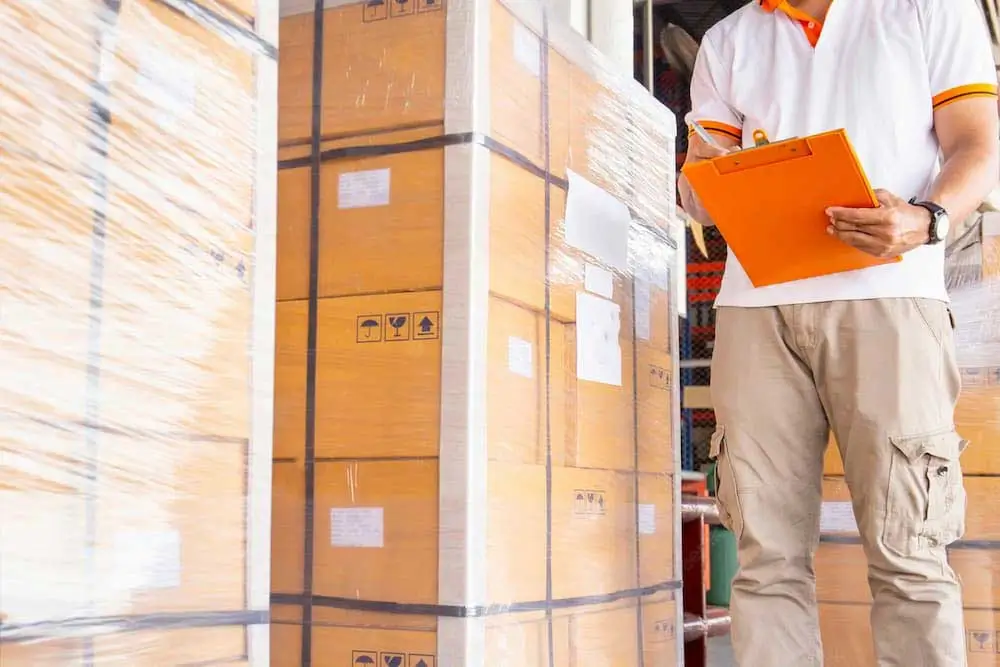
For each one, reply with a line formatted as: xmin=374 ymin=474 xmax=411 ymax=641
xmin=678 ymin=173 xmax=717 ymax=227
xmin=927 ymin=144 xmax=999 ymax=227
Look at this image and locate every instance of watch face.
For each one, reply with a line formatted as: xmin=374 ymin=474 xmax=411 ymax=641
xmin=936 ymin=211 xmax=951 ymax=242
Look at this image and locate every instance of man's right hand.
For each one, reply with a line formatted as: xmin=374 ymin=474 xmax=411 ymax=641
xmin=679 ymin=130 xmax=741 ymax=226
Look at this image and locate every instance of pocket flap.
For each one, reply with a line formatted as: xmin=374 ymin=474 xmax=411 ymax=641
xmin=889 ymin=429 xmax=967 ymax=463
xmin=709 ymin=426 xmax=726 ymax=459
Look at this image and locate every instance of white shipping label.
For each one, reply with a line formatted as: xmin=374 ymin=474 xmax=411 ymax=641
xmin=331 ymin=507 xmax=384 ymax=547
xmin=638 ymin=504 xmax=656 ymax=535
xmin=635 ymin=278 xmax=651 ymax=341
xmin=584 ymin=263 xmax=614 ymax=299
xmin=564 ymin=170 xmax=631 ymax=272
xmin=508 ymin=336 xmax=534 ymax=378
xmin=513 ymin=22 xmax=541 ymax=78
xmin=820 ymin=501 xmax=858 ymax=534
xmin=983 ymin=211 xmax=1000 ymax=238
xmin=576 ymin=292 xmax=622 ymax=386
xmin=113 ymin=530 xmax=182 ymax=590
xmin=338 ymin=169 xmax=391 ymax=209
xmin=136 ymin=49 xmax=199 ymax=130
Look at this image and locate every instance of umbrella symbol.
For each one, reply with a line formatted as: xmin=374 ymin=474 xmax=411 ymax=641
xmin=355 ymin=656 xmax=376 ymax=665
xmin=415 ymin=661 xmax=428 ymax=667
xmin=360 ymin=318 xmax=380 ymax=339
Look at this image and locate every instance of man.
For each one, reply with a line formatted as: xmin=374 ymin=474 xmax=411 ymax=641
xmin=679 ymin=0 xmax=999 ymax=665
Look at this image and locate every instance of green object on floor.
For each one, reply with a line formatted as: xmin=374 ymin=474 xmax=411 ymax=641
xmin=707 ymin=525 xmax=738 ymax=608
xmin=706 ymin=461 xmax=717 ymax=496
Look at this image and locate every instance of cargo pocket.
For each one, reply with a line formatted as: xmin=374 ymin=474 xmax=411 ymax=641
xmin=883 ymin=429 xmax=967 ymax=557
xmin=710 ymin=426 xmax=745 ymax=539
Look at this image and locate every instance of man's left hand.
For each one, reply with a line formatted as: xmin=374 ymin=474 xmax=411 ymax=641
xmin=826 ymin=189 xmax=932 ymax=258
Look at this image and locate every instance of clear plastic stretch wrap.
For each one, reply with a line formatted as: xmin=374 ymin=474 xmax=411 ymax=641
xmin=814 ymin=209 xmax=1000 ymax=663
xmin=0 ymin=0 xmax=276 ymax=664
xmin=270 ymin=0 xmax=683 ymax=665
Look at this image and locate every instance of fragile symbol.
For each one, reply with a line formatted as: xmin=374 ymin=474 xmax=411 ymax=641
xmin=380 ymin=653 xmax=405 ymax=667
xmin=573 ymin=489 xmax=606 ymax=516
xmin=389 ymin=0 xmax=414 ymax=17
xmin=357 ymin=315 xmax=383 ymax=343
xmin=353 ymin=651 xmax=378 ymax=664
xmin=653 ymin=619 xmax=675 ymax=640
xmin=408 ymin=655 xmax=435 ymax=667
xmin=413 ymin=311 xmax=440 ymax=340
xmin=416 ymin=0 xmax=442 ymax=10
xmin=969 ymin=630 xmax=995 ymax=652
xmin=363 ymin=0 xmax=388 ymax=21
xmin=648 ymin=365 xmax=670 ymax=390
xmin=386 ymin=313 xmax=410 ymax=341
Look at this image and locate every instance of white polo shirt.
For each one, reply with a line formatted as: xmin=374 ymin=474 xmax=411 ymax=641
xmin=686 ymin=0 xmax=998 ymax=308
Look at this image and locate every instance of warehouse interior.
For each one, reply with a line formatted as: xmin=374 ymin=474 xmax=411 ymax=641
xmin=3 ymin=0 xmax=1000 ymax=666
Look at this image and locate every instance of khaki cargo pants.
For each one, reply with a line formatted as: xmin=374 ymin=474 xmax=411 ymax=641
xmin=710 ymin=299 xmax=967 ymax=666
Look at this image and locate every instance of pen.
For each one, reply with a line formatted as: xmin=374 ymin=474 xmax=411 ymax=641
xmin=690 ymin=120 xmax=725 ymax=150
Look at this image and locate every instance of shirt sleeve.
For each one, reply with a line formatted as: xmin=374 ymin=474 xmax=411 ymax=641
xmin=922 ymin=0 xmax=998 ymax=111
xmin=684 ymin=34 xmax=743 ymax=143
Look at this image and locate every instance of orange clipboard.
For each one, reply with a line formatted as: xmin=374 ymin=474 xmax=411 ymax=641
xmin=681 ymin=128 xmax=900 ymax=288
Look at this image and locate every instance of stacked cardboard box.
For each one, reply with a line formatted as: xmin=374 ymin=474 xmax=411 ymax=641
xmin=818 ymin=229 xmax=1000 ymax=663
xmin=270 ymin=0 xmax=681 ymax=664
xmin=0 ymin=0 xmax=276 ymax=664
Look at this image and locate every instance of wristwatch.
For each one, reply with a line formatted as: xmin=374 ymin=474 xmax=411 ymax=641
xmin=908 ymin=198 xmax=950 ymax=245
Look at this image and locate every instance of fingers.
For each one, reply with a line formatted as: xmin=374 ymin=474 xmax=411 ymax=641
xmin=690 ymin=143 xmax=731 ymax=160
xmin=827 ymin=227 xmax=890 ymax=258
xmin=873 ymin=188 xmax=901 ymax=207
xmin=826 ymin=206 xmax=884 ymax=226
xmin=687 ymin=133 xmax=740 ymax=162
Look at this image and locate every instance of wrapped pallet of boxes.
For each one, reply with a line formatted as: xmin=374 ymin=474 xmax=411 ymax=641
xmin=0 ymin=0 xmax=276 ymax=664
xmin=817 ymin=213 xmax=1000 ymax=664
xmin=269 ymin=0 xmax=682 ymax=665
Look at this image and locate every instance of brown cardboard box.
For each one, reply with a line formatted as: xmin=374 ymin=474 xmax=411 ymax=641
xmin=0 ymin=0 xmax=102 ymax=168
xmin=313 ymin=291 xmax=443 ymax=460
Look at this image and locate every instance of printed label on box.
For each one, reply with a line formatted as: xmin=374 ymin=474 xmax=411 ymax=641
xmin=565 ymin=170 xmax=630 ymax=272
xmin=584 ymin=263 xmax=614 ymax=299
xmin=508 ymin=336 xmax=533 ymax=378
xmin=136 ymin=48 xmax=198 ymax=131
xmin=331 ymin=507 xmax=384 ymax=547
xmin=820 ymin=501 xmax=858 ymax=534
xmin=638 ymin=504 xmax=656 ymax=535
xmin=338 ymin=168 xmax=391 ymax=209
xmin=113 ymin=529 xmax=182 ymax=590
xmin=577 ymin=292 xmax=622 ymax=386
xmin=512 ymin=22 xmax=541 ymax=78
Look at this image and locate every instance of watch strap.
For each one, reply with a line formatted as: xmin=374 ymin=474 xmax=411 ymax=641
xmin=908 ymin=198 xmax=946 ymax=244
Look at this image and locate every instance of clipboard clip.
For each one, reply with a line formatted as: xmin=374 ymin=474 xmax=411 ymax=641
xmin=752 ymin=129 xmax=770 ymax=148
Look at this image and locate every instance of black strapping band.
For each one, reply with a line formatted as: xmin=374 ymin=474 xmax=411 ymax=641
xmin=82 ymin=4 xmax=123 ymax=665
xmin=820 ymin=534 xmax=1000 ymax=550
xmin=271 ymin=579 xmax=682 ymax=619
xmin=276 ymin=130 xmax=677 ymax=252
xmin=149 ymin=0 xmax=278 ymax=61
xmin=0 ymin=610 xmax=267 ymax=644
xmin=300 ymin=0 xmax=325 ymax=665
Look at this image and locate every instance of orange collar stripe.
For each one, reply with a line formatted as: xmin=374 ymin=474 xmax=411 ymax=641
xmin=759 ymin=0 xmax=824 ymax=47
